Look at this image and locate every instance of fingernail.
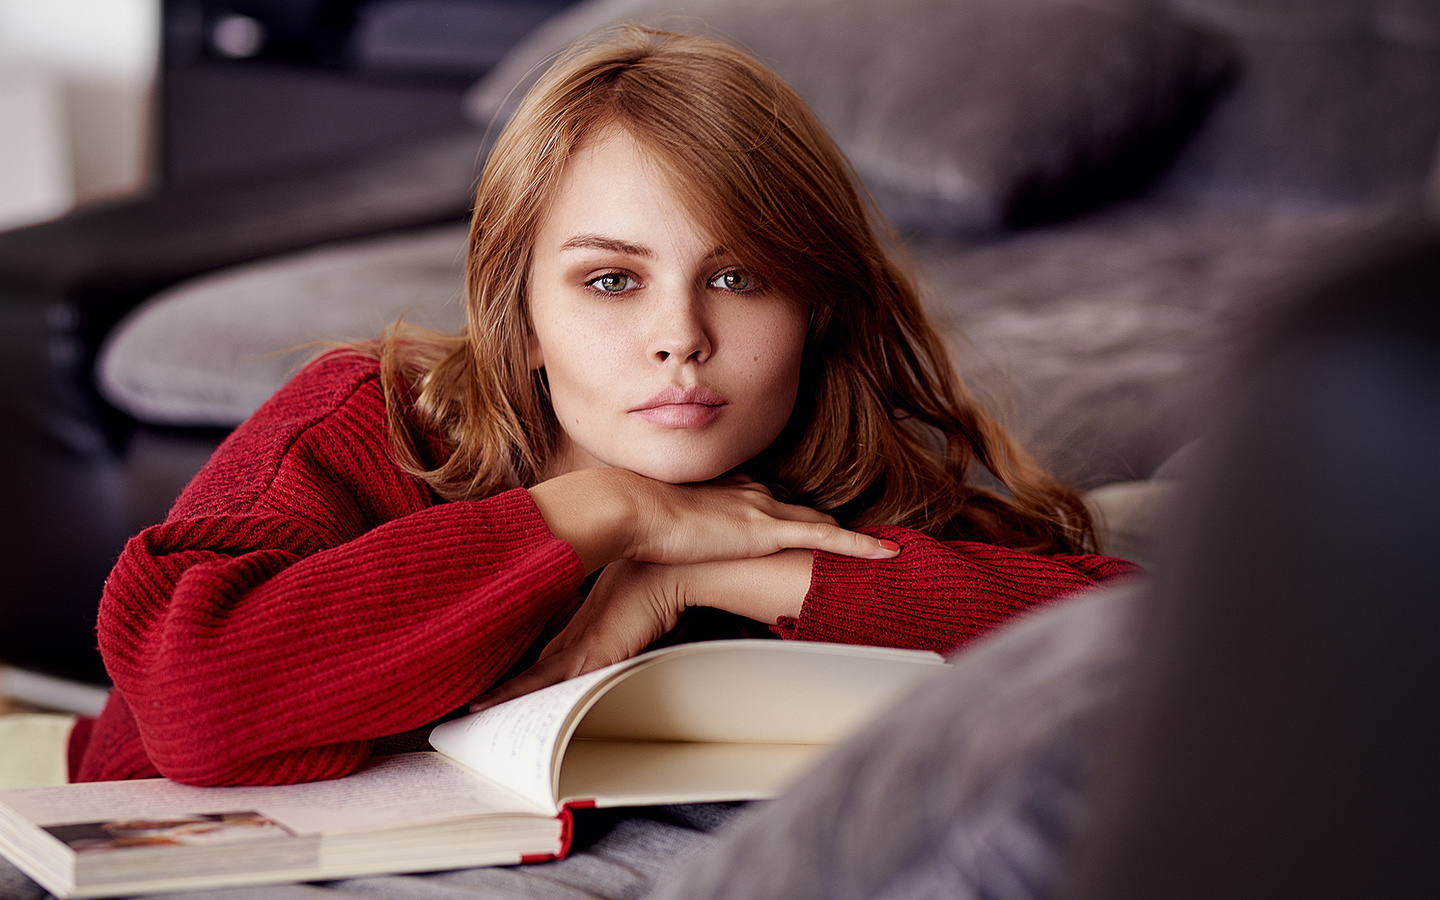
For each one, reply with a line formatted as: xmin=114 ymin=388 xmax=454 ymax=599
xmin=878 ymin=539 xmax=901 ymax=553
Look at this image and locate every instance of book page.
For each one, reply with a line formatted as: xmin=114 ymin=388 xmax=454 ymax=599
xmin=428 ymin=665 xmax=617 ymax=811
xmin=0 ymin=754 xmax=546 ymax=837
xmin=558 ymin=739 xmax=825 ymax=807
xmin=430 ymin=641 xmax=945 ymax=809
xmin=573 ymin=640 xmax=946 ymax=743
xmin=259 ymin=754 xmax=550 ymax=834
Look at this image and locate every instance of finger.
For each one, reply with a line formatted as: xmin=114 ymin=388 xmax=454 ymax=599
xmin=761 ymin=499 xmax=839 ymax=526
xmin=778 ymin=520 xmax=902 ymax=559
xmin=468 ymin=656 xmax=577 ymax=712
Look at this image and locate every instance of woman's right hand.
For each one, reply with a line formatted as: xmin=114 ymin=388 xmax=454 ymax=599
xmin=528 ymin=467 xmax=898 ymax=573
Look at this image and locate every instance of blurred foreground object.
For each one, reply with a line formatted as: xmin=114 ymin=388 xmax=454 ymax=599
xmin=1072 ymin=222 xmax=1440 ymax=899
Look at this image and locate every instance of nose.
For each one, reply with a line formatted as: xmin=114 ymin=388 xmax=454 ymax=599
xmin=649 ymin=289 xmax=712 ymax=365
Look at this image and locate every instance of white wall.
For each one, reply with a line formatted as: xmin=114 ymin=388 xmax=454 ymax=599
xmin=0 ymin=0 xmax=158 ymax=229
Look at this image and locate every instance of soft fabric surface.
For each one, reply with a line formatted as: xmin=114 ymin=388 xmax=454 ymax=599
xmin=915 ymin=200 xmax=1397 ymax=484
xmin=1085 ymin=479 xmax=1182 ymax=571
xmin=0 ymin=584 xmax=1142 ymax=900
xmin=464 ymin=0 xmax=1232 ymax=234
xmin=96 ymin=226 xmax=468 ymax=427
xmin=1153 ymin=0 xmax=1440 ymax=204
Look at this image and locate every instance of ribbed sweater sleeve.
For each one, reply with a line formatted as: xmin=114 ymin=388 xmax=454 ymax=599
xmin=774 ymin=525 xmax=1142 ymax=654
xmin=78 ymin=352 xmax=585 ymax=786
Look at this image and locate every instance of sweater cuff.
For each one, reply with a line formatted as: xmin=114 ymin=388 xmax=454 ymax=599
xmin=467 ymin=486 xmax=586 ymax=581
xmin=781 ymin=527 xmax=1123 ymax=655
xmin=785 ymin=525 xmax=963 ymax=653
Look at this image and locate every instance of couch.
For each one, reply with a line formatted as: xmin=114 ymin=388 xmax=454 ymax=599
xmin=0 ymin=0 xmax=1437 ymax=895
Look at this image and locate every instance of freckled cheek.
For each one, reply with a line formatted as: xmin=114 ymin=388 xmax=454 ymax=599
xmin=537 ymin=302 xmax=629 ymax=363
xmin=541 ymin=322 xmax=631 ymax=417
xmin=724 ymin=336 xmax=806 ymax=451
xmin=574 ymin=326 xmax=631 ymax=374
xmin=732 ymin=316 xmax=807 ymax=392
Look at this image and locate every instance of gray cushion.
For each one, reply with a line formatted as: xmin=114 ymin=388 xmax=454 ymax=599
xmin=96 ymin=226 xmax=468 ymax=427
xmin=651 ymin=581 xmax=1145 ymax=900
xmin=465 ymin=0 xmax=1232 ymax=234
xmin=918 ymin=201 xmax=1398 ymax=485
xmin=1151 ymin=0 xmax=1440 ymax=205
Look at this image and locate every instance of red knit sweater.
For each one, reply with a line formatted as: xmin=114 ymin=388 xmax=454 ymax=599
xmin=76 ymin=351 xmax=1138 ymax=786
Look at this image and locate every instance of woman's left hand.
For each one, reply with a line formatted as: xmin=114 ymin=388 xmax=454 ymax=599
xmin=468 ymin=550 xmax=814 ymax=710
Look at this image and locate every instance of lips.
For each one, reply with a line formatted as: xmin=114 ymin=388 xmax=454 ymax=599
xmin=630 ymin=386 xmax=728 ymax=428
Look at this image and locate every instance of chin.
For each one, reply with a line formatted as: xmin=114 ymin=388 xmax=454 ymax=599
xmin=627 ymin=456 xmax=737 ymax=485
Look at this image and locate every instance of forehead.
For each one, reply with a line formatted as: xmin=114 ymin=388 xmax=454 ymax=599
xmin=533 ymin=127 xmax=720 ymax=251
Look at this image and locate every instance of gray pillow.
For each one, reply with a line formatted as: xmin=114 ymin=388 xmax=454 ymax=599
xmin=465 ymin=0 xmax=1232 ymax=234
xmin=650 ymin=581 xmax=1145 ymax=900
xmin=97 ymin=225 xmax=468 ymax=427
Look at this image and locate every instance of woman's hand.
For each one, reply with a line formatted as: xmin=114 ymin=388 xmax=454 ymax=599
xmin=469 ymin=550 xmax=815 ymax=710
xmin=469 ymin=559 xmax=687 ymax=710
xmin=529 ymin=468 xmax=898 ymax=573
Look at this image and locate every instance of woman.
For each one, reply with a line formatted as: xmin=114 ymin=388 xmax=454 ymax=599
xmin=72 ymin=26 xmax=1136 ymax=787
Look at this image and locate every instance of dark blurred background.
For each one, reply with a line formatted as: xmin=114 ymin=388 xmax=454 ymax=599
xmin=162 ymin=0 xmax=575 ymax=184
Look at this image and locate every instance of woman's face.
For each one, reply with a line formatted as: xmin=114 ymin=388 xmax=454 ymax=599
xmin=526 ymin=128 xmax=808 ymax=483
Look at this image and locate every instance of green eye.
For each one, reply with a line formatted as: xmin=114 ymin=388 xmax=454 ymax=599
xmin=711 ymin=270 xmax=754 ymax=292
xmin=589 ymin=273 xmax=632 ymax=293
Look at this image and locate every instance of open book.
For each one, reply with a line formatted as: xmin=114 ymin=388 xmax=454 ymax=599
xmin=0 ymin=640 xmax=946 ymax=898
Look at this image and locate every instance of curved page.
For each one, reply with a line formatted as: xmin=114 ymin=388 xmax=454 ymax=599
xmin=430 ymin=641 xmax=947 ymax=811
xmin=429 ymin=665 xmax=618 ymax=813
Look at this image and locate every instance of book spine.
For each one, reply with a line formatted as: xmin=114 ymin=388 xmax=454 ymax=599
xmin=521 ymin=800 xmax=594 ymax=863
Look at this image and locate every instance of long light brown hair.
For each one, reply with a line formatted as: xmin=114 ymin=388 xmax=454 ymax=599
xmin=368 ymin=25 xmax=1096 ymax=555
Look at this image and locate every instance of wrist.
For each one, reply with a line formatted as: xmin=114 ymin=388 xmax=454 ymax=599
xmin=529 ymin=468 xmax=638 ymax=573
xmin=683 ymin=549 xmax=812 ymax=624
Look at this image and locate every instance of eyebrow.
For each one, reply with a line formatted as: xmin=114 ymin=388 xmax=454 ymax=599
xmin=557 ymin=235 xmax=737 ymax=271
xmin=557 ymin=235 xmax=655 ymax=259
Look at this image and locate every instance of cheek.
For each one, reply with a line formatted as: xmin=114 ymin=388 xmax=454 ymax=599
xmin=754 ymin=308 xmax=808 ymax=384
xmin=735 ymin=308 xmax=809 ymax=417
xmin=532 ymin=315 xmax=628 ymax=409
